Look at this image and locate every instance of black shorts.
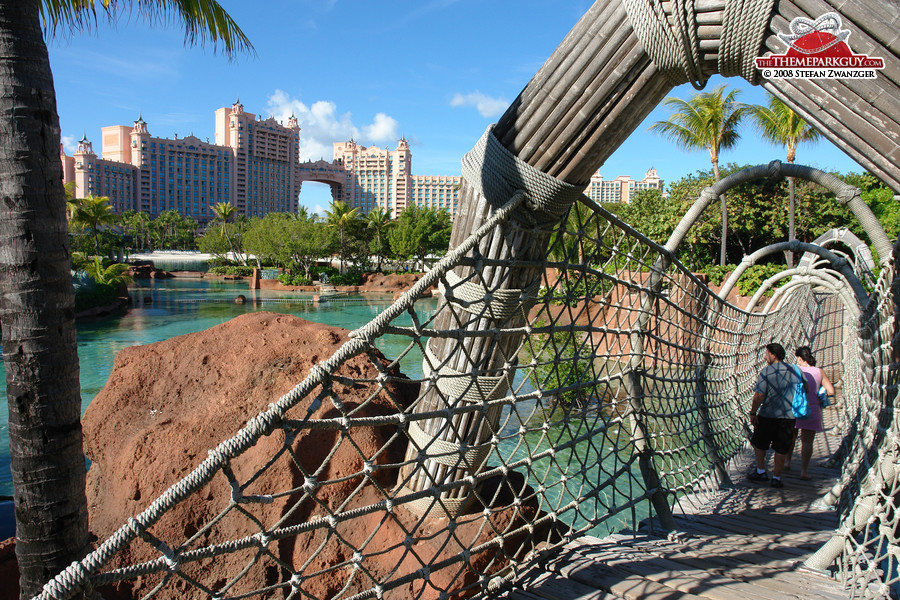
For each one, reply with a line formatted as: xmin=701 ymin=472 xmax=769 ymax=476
xmin=751 ymin=416 xmax=796 ymax=455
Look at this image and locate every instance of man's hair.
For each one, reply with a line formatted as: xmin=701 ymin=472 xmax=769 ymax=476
xmin=765 ymin=342 xmax=786 ymax=361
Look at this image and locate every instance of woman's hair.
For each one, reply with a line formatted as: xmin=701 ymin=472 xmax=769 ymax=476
xmin=795 ymin=345 xmax=817 ymax=366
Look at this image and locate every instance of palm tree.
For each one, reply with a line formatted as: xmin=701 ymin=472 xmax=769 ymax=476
xmin=212 ymin=200 xmax=245 ymax=265
xmin=366 ymin=207 xmax=392 ymax=272
xmin=651 ymin=85 xmax=748 ymax=266
xmin=84 ymin=256 xmax=133 ymax=287
xmin=0 ymin=3 xmax=250 ymax=596
xmin=750 ymin=93 xmax=821 ymax=266
xmin=325 ymin=201 xmax=360 ymax=274
xmin=70 ymin=193 xmax=116 ymax=256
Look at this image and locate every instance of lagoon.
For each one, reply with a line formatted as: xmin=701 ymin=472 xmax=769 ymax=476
xmin=0 ymin=276 xmax=642 ymax=541
xmin=0 ymin=278 xmax=437 ymax=537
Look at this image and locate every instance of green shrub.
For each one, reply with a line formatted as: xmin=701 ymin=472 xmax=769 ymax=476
xmin=331 ymin=269 xmax=363 ymax=286
xmin=207 ymin=257 xmax=239 ymax=268
xmin=277 ymin=272 xmax=313 ymax=286
xmin=700 ymin=264 xmax=737 ymax=286
xmin=736 ymin=264 xmax=787 ymax=297
xmin=208 ymin=265 xmax=254 ymax=277
xmin=74 ymin=282 xmax=121 ymax=313
xmin=310 ymin=265 xmax=339 ymax=280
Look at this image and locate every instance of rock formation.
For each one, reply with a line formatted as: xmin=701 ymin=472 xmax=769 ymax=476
xmin=80 ymin=312 xmax=544 ymax=599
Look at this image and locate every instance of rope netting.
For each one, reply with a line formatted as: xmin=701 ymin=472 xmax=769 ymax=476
xmin=35 ymin=183 xmax=899 ymax=599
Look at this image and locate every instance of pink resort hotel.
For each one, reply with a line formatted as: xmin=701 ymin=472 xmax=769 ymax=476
xmin=61 ymin=100 xmax=662 ymax=223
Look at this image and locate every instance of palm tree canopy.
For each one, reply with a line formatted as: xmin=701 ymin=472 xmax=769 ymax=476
xmin=40 ymin=0 xmax=253 ymax=57
xmin=70 ymin=193 xmax=115 ymax=232
xmin=749 ymin=93 xmax=821 ymax=163
xmin=212 ymin=200 xmax=236 ymax=222
xmin=650 ymin=85 xmax=748 ymax=163
xmin=366 ymin=207 xmax=391 ymax=231
xmin=325 ymin=201 xmax=360 ymax=229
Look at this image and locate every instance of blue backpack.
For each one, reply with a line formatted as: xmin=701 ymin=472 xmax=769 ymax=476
xmin=791 ymin=365 xmax=810 ymax=419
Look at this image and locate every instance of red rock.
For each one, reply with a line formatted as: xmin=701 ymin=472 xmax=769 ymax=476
xmin=81 ymin=312 xmax=546 ymax=600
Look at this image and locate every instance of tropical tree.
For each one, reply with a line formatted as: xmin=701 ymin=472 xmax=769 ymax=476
xmin=212 ymin=200 xmax=245 ymax=264
xmin=389 ymin=206 xmax=452 ymax=270
xmin=366 ymin=207 xmax=392 ymax=272
xmin=0 ymin=2 xmax=250 ymax=596
xmin=83 ymin=256 xmax=133 ymax=287
xmin=650 ymin=85 xmax=749 ymax=265
xmin=750 ymin=93 xmax=821 ymax=266
xmin=325 ymin=200 xmax=360 ymax=273
xmin=69 ymin=193 xmax=116 ymax=256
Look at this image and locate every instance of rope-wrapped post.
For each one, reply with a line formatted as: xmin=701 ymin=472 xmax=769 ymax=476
xmin=397 ymin=0 xmax=692 ymax=517
xmin=398 ymin=129 xmax=582 ymax=517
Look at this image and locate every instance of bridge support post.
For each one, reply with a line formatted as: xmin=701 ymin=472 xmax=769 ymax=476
xmin=626 ymin=367 xmax=677 ymax=532
xmin=397 ymin=0 xmax=680 ymax=517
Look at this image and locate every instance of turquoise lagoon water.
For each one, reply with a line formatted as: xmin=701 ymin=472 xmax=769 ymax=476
xmin=0 ymin=278 xmax=436 ymax=537
xmin=0 ymin=277 xmax=644 ymax=541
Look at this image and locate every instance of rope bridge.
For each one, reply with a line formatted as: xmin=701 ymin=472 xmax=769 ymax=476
xmin=34 ymin=156 xmax=900 ymax=599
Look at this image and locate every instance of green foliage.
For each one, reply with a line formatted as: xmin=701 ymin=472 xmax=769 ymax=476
xmin=208 ymin=265 xmax=253 ymax=277
xmin=277 ymin=272 xmax=313 ymax=286
xmin=699 ymin=264 xmax=736 ymax=286
xmin=388 ymin=206 xmax=452 ymax=266
xmin=310 ymin=265 xmax=339 ymax=280
xmin=73 ymin=282 xmax=121 ymax=313
xmin=617 ymin=188 xmax=679 ymax=245
xmin=523 ymin=325 xmax=598 ymax=408
xmin=330 ymin=269 xmax=363 ymax=286
xmin=735 ymin=264 xmax=787 ymax=297
xmin=243 ymin=212 xmax=336 ymax=274
xmin=83 ymin=257 xmax=132 ymax=287
xmin=845 ymin=172 xmax=900 ymax=242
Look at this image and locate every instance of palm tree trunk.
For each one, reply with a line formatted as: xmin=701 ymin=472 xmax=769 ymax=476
xmin=0 ymin=2 xmax=90 ymax=597
xmin=787 ymin=175 xmax=796 ymax=267
xmin=339 ymin=227 xmax=345 ymax=274
xmin=712 ymin=160 xmax=727 ymax=266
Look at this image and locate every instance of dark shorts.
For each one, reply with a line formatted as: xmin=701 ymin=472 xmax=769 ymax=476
xmin=751 ymin=416 xmax=796 ymax=455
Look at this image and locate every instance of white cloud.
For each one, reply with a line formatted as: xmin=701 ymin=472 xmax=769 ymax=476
xmin=266 ymin=90 xmax=402 ymax=161
xmin=61 ymin=135 xmax=77 ymax=154
xmin=363 ymin=113 xmax=400 ymax=143
xmin=450 ymin=91 xmax=508 ymax=118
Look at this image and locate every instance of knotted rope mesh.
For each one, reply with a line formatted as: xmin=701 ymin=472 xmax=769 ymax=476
xmin=35 ymin=190 xmax=899 ymax=600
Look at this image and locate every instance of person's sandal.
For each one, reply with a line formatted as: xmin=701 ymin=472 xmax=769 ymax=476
xmin=770 ymin=478 xmax=784 ymax=488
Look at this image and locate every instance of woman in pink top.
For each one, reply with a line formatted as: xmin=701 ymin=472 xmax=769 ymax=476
xmin=785 ymin=346 xmax=835 ymax=479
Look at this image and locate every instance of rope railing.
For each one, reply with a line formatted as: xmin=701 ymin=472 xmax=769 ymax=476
xmin=32 ymin=181 xmax=900 ymax=599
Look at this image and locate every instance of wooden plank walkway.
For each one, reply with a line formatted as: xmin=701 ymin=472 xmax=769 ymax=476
xmin=497 ymin=409 xmax=852 ymax=599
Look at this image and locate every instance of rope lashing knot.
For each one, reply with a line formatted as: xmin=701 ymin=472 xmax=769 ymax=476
xmin=461 ymin=126 xmax=582 ymax=226
xmin=699 ymin=187 xmax=719 ymax=203
xmin=836 ymin=187 xmax=862 ymax=206
xmin=767 ymin=160 xmax=782 ymax=179
xmin=440 ymin=270 xmax=541 ymax=321
xmin=407 ymin=419 xmax=492 ymax=471
xmin=422 ymin=341 xmax=514 ymax=405
xmin=624 ymin=0 xmax=775 ymax=87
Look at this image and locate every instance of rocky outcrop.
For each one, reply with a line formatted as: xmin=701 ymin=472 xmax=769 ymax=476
xmin=126 ymin=261 xmax=172 ymax=279
xmin=81 ymin=312 xmax=543 ymax=600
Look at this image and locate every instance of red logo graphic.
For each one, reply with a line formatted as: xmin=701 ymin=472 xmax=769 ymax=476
xmin=756 ymin=12 xmax=884 ymax=79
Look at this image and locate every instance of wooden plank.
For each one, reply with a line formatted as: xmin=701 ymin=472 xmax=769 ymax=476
xmin=545 ymin=553 xmax=710 ymax=600
xmin=565 ymin=543 xmax=786 ymax=600
xmin=509 ymin=568 xmax=624 ymax=600
xmin=601 ymin=534 xmax=849 ymax=600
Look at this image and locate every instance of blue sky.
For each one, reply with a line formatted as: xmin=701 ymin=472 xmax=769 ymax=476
xmin=47 ymin=0 xmax=864 ymax=214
